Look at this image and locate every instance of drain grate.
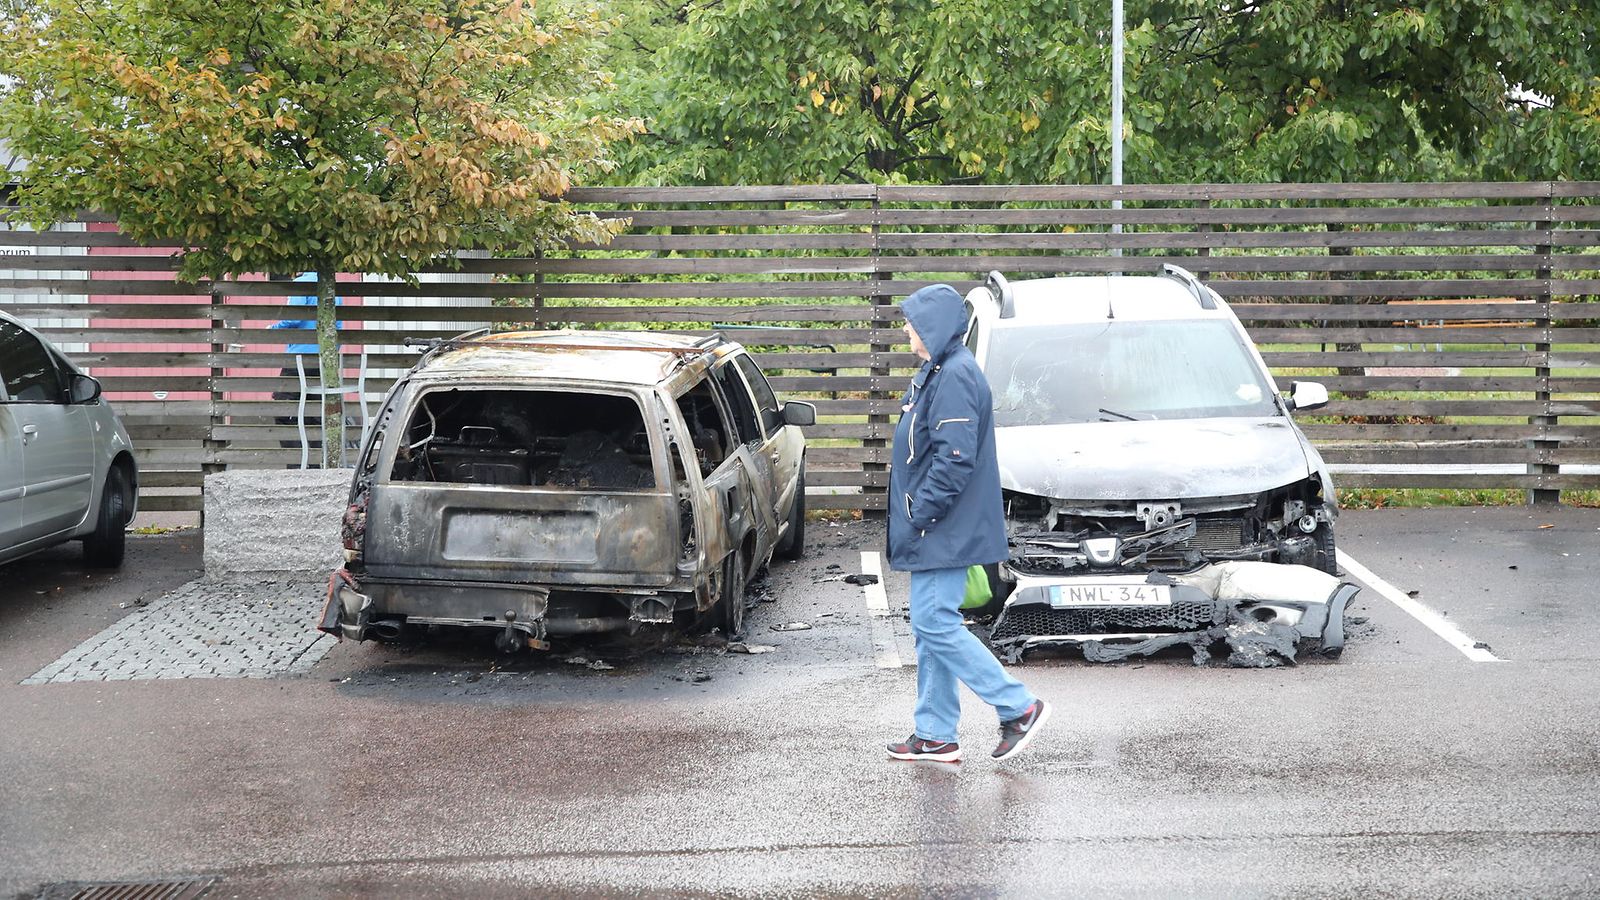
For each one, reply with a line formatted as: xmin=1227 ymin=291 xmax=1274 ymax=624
xmin=35 ymin=878 xmax=216 ymax=900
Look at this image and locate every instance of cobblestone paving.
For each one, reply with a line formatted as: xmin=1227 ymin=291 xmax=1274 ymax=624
xmin=21 ymin=580 xmax=333 ymax=684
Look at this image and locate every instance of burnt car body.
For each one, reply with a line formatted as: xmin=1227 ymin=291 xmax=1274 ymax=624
xmin=319 ymin=329 xmax=813 ymax=650
xmin=963 ymin=268 xmax=1357 ymax=666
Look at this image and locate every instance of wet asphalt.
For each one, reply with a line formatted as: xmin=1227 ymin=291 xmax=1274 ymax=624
xmin=1 ymin=507 xmax=1598 ymax=898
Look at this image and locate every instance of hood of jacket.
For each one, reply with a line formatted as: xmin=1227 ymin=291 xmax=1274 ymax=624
xmin=900 ymin=284 xmax=967 ymax=364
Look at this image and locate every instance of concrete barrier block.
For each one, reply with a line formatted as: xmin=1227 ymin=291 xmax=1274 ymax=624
xmin=203 ymin=469 xmax=351 ymax=580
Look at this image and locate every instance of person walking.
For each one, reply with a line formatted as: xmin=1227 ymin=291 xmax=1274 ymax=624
xmin=885 ymin=283 xmax=1050 ymax=763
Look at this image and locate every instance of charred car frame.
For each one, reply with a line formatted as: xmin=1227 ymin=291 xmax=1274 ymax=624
xmin=964 ymin=268 xmax=1358 ymax=666
xmin=318 ymin=329 xmax=812 ymax=651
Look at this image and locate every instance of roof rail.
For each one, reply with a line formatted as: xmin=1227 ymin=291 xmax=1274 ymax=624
xmin=986 ymin=270 xmax=1017 ymax=319
xmin=1160 ymin=264 xmax=1216 ymax=310
xmin=401 ymin=326 xmax=495 ymax=369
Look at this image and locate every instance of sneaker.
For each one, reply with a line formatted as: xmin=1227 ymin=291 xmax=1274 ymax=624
xmin=992 ymin=699 xmax=1051 ymax=761
xmin=887 ymin=734 xmax=963 ymax=763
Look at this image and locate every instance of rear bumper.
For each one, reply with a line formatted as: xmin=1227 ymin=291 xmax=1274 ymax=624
xmin=989 ymin=561 xmax=1358 ymax=666
xmin=317 ymin=571 xmax=683 ymax=644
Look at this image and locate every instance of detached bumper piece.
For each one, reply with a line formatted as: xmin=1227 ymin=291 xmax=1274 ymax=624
xmin=990 ymin=561 xmax=1358 ymax=667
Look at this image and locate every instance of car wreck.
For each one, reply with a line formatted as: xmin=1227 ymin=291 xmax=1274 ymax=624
xmin=318 ymin=329 xmax=812 ymax=651
xmin=962 ymin=269 xmax=1359 ymax=667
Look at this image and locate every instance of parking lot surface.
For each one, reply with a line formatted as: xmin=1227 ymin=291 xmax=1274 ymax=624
xmin=2 ymin=506 xmax=1598 ymax=897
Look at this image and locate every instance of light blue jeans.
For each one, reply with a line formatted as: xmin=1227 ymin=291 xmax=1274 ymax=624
xmin=910 ymin=566 xmax=1036 ymax=744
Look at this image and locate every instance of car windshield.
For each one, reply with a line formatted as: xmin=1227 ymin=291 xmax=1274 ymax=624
xmin=986 ymin=319 xmax=1281 ymax=427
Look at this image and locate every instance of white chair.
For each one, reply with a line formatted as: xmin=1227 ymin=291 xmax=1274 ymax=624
xmin=295 ymin=348 xmax=370 ymax=469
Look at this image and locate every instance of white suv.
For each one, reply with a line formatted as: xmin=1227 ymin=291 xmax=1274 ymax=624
xmin=962 ymin=268 xmax=1356 ymax=666
xmin=0 ymin=310 xmax=138 ymax=567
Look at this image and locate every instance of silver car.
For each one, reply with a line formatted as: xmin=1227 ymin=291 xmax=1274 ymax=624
xmin=0 ymin=310 xmax=138 ymax=567
xmin=963 ymin=268 xmax=1356 ymax=666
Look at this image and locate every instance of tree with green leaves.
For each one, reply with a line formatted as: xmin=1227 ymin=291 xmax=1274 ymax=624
xmin=0 ymin=0 xmax=641 ymax=466
xmin=601 ymin=0 xmax=1599 ymax=185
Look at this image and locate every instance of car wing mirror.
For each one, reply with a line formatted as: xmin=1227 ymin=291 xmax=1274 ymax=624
xmin=781 ymin=400 xmax=816 ymax=427
xmin=1286 ymin=381 xmax=1328 ymax=412
xmin=69 ymin=373 xmax=103 ymax=404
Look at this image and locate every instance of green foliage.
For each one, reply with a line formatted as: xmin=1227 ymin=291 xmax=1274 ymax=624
xmin=0 ymin=0 xmax=644 ymax=280
xmin=600 ymin=0 xmax=1600 ymax=185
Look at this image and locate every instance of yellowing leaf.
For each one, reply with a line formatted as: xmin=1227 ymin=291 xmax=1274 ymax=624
xmin=810 ymin=89 xmax=825 ymax=107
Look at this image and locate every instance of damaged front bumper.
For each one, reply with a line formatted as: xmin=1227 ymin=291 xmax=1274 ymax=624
xmin=989 ymin=561 xmax=1359 ymax=667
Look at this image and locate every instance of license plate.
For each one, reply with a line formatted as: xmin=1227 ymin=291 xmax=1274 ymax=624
xmin=1049 ymin=583 xmax=1171 ymax=607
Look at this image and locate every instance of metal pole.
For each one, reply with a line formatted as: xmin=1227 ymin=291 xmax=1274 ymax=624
xmin=1110 ymin=0 xmax=1124 ymax=260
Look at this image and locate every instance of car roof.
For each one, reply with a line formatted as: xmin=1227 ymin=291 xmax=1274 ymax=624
xmin=974 ymin=276 xmax=1234 ymax=327
xmin=413 ymin=330 xmax=726 ymax=387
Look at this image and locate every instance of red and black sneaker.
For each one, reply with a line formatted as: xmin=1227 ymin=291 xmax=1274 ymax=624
xmin=887 ymin=734 xmax=963 ymax=763
xmin=992 ymin=699 xmax=1051 ymax=761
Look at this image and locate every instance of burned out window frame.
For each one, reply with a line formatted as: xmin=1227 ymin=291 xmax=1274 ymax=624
xmin=731 ymin=352 xmax=783 ymax=437
xmin=711 ymin=360 xmax=763 ymax=446
xmin=384 ymin=383 xmax=666 ymax=491
xmin=673 ymin=376 xmax=739 ymax=475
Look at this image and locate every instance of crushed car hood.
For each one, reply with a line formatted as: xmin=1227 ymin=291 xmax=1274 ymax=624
xmin=996 ymin=417 xmax=1315 ymax=500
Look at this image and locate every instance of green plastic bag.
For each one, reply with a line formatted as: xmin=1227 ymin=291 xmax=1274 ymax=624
xmin=961 ymin=564 xmax=993 ymax=609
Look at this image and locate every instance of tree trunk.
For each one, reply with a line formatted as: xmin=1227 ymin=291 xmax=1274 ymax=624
xmin=316 ymin=270 xmax=344 ymax=469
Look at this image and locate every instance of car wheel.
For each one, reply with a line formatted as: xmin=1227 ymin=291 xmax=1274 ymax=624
xmin=83 ymin=467 xmax=128 ymax=568
xmin=774 ymin=463 xmax=806 ymax=561
xmin=715 ymin=550 xmax=747 ymax=639
xmin=1314 ymin=524 xmax=1338 ymax=576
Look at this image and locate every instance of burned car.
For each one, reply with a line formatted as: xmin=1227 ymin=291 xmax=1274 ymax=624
xmin=319 ymin=329 xmax=813 ymax=650
xmin=963 ymin=268 xmax=1358 ymax=666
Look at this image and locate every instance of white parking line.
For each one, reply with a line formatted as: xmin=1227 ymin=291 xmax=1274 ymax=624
xmin=1337 ymin=550 xmax=1504 ymax=663
xmin=860 ymin=551 xmax=903 ymax=669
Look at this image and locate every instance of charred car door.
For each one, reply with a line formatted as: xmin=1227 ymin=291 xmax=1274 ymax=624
xmin=729 ymin=352 xmax=801 ymax=529
xmin=708 ymin=361 xmax=780 ymax=567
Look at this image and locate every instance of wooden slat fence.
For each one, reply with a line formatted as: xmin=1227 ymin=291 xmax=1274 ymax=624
xmin=4 ymin=181 xmax=1599 ymax=513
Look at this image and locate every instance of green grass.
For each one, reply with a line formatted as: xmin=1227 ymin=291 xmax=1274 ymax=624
xmin=1338 ymin=488 xmax=1600 ymax=509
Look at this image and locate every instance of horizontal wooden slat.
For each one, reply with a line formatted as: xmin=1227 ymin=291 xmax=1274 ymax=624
xmin=568 ymin=229 xmax=1600 ymax=253
xmin=134 ymin=494 xmax=203 ymax=511
xmin=1302 ymin=424 xmax=1600 ymax=440
xmin=560 ymin=182 xmax=1600 ymax=204
xmin=598 ymin=205 xmax=1600 ymax=228
xmin=1332 ymin=472 xmax=1600 ymax=489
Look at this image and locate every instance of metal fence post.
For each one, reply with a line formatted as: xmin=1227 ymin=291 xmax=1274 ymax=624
xmin=864 ymin=189 xmax=891 ymax=520
xmin=1530 ymin=186 xmax=1558 ymax=505
xmin=202 ymin=286 xmax=227 ymax=523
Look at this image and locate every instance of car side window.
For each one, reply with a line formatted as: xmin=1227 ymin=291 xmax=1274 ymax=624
xmin=964 ymin=318 xmax=981 ymax=355
xmin=0 ymin=321 xmax=64 ymax=404
xmin=676 ymin=379 xmax=736 ymax=474
xmin=713 ymin=361 xmax=763 ymax=445
xmin=732 ymin=354 xmax=783 ymax=435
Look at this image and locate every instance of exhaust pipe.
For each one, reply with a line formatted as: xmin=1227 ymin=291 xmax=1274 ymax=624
xmin=368 ymin=618 xmax=405 ymax=641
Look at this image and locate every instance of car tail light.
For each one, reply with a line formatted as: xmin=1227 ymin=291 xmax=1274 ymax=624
xmin=341 ymin=495 xmax=368 ymax=561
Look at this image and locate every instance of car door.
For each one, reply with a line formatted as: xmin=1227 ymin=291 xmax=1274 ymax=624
xmin=730 ymin=353 xmax=800 ymax=523
xmin=0 ymin=320 xmax=95 ymax=541
xmin=0 ymin=402 xmax=22 ymax=549
xmin=710 ymin=358 xmax=780 ymax=558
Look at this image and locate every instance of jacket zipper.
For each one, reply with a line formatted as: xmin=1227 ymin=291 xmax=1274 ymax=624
xmin=934 ymin=417 xmax=970 ymax=430
xmin=905 ymin=411 xmax=918 ymax=463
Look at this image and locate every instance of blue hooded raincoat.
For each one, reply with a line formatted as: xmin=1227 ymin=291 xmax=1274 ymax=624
xmin=886 ymin=284 xmax=1009 ymax=572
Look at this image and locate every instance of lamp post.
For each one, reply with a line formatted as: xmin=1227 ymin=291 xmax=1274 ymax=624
xmin=1111 ymin=0 xmax=1124 ymax=260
